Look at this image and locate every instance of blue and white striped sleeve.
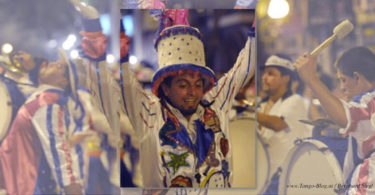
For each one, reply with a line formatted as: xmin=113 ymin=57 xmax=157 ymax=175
xmin=32 ymin=104 xmax=82 ymax=190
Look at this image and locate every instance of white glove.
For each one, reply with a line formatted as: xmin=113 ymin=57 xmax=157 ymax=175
xmin=69 ymin=0 xmax=99 ymax=19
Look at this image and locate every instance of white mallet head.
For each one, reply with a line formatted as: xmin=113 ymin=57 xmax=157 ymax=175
xmin=334 ymin=19 xmax=353 ymax=39
xmin=310 ymin=19 xmax=354 ymax=56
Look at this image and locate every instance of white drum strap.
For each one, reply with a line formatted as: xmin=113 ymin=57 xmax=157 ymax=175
xmin=343 ymin=135 xmax=354 ymax=182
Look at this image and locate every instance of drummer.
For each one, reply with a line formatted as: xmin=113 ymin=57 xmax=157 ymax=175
xmin=257 ymin=54 xmax=311 ymax=191
xmin=294 ymin=47 xmax=375 ymax=194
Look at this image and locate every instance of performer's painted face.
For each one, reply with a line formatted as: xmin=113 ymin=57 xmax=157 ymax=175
xmin=162 ymin=72 xmax=204 ymax=118
xmin=38 ymin=59 xmax=69 ymax=89
xmin=262 ymin=66 xmax=289 ymax=95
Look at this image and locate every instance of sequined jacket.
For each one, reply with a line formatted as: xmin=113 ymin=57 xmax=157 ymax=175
xmin=122 ymin=36 xmax=255 ymax=187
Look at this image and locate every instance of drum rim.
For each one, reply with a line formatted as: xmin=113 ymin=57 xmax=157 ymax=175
xmin=228 ymin=119 xmax=270 ymax=192
xmin=0 ymin=81 xmax=13 ymax=141
xmin=256 ymin=134 xmax=271 ymax=194
xmin=278 ymin=139 xmax=344 ymax=194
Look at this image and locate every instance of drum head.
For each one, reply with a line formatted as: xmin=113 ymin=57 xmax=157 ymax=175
xmin=0 ymin=81 xmax=12 ymax=141
xmin=278 ymin=139 xmax=344 ymax=195
xmin=229 ymin=118 xmax=270 ymax=194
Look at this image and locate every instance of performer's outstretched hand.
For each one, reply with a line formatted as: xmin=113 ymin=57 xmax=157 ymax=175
xmin=69 ymin=0 xmax=99 ymax=19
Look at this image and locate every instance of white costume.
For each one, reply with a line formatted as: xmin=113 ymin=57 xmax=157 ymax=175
xmin=0 ymin=84 xmax=91 ymax=194
xmin=122 ymin=25 xmax=255 ymax=187
xmin=76 ymin=18 xmax=122 ymax=188
xmin=340 ymin=89 xmax=375 ymax=194
xmin=258 ymin=92 xmax=310 ymax=175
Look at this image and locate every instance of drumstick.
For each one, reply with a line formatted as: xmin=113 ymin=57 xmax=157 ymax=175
xmin=310 ymin=19 xmax=353 ymax=57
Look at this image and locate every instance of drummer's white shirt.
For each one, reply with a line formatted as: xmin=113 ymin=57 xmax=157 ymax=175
xmin=258 ymin=93 xmax=311 ymax=175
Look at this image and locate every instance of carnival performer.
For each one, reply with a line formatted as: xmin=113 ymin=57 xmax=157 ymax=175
xmin=120 ymin=10 xmax=255 ymax=187
xmin=294 ymin=47 xmax=375 ymax=194
xmin=70 ymin=0 xmax=255 ymax=187
xmin=257 ymin=54 xmax=311 ymax=194
xmin=257 ymin=55 xmax=311 ymax=173
xmin=69 ymin=0 xmax=122 ymax=191
xmin=0 ymin=50 xmax=92 ymax=195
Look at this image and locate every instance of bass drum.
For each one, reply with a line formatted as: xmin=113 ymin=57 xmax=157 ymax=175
xmin=278 ymin=139 xmax=345 ymax=195
xmin=228 ymin=117 xmax=270 ymax=194
xmin=0 ymin=80 xmax=12 ymax=141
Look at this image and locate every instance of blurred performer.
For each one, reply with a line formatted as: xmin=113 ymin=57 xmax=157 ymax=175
xmin=0 ymin=51 xmax=89 ymax=195
xmin=69 ymin=0 xmax=121 ymax=191
xmin=257 ymin=55 xmax=310 ymax=186
xmin=295 ymin=47 xmax=375 ymax=195
xmin=110 ymin=55 xmax=142 ymax=187
xmin=121 ymin=10 xmax=255 ymax=187
xmin=0 ymin=45 xmax=117 ymax=194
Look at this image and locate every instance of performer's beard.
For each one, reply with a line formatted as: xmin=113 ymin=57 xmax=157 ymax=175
xmin=179 ymin=107 xmax=197 ymax=116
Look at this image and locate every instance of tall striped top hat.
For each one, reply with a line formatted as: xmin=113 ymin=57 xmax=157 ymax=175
xmin=152 ymin=25 xmax=217 ymax=97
